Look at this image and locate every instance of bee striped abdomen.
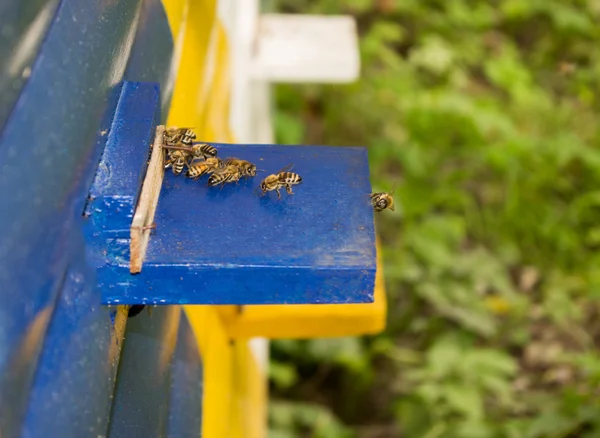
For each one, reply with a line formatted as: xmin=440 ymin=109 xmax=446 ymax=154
xmin=182 ymin=129 xmax=196 ymax=143
xmin=186 ymin=157 xmax=222 ymax=179
xmin=279 ymin=172 xmax=302 ymax=184
xmin=192 ymin=144 xmax=217 ymax=160
xmin=172 ymin=158 xmax=185 ymax=175
xmin=186 ymin=163 xmax=208 ymax=179
xmin=202 ymin=144 xmax=217 ymax=158
xmin=165 ymin=150 xmax=188 ymax=175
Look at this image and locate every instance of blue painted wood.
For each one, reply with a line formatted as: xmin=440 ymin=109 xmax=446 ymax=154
xmin=21 ymin=231 xmax=125 ymax=438
xmin=20 ymin=0 xmax=175 ymax=428
xmin=0 ymin=0 xmax=158 ymax=435
xmin=108 ymin=306 xmax=181 ymax=437
xmin=84 ymin=81 xmax=160 ymax=258
xmin=168 ymin=314 xmax=204 ymax=438
xmin=98 ymin=144 xmax=376 ymax=305
xmin=0 ymin=0 xmax=61 ymax=132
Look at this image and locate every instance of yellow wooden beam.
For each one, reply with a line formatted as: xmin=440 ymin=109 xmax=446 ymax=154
xmin=230 ymin=340 xmax=268 ymax=438
xmin=218 ymin=243 xmax=387 ymax=339
xmin=160 ymin=0 xmax=187 ymax=42
xmin=200 ymin=21 xmax=235 ymax=142
xmin=183 ymin=306 xmax=232 ymax=437
xmin=163 ymin=0 xmax=217 ymax=129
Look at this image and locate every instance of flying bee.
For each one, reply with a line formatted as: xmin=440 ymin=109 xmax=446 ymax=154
xmin=370 ymin=189 xmax=395 ymax=212
xmin=208 ymin=165 xmax=241 ymax=188
xmin=222 ymin=157 xmax=257 ymax=177
xmin=164 ymin=149 xmax=188 ymax=175
xmin=186 ymin=157 xmax=223 ymax=179
xmin=164 ymin=127 xmax=196 ymax=146
xmin=259 ymin=164 xmax=302 ymax=199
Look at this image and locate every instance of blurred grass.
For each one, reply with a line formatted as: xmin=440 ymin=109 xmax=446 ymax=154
xmin=268 ymin=1 xmax=600 ymax=437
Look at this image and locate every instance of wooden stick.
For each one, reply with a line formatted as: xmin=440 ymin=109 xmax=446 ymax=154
xmin=130 ymin=125 xmax=165 ymax=273
xmin=162 ymin=144 xmax=194 ymax=151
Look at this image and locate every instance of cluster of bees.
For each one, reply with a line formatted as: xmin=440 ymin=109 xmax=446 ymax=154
xmin=161 ymin=127 xmax=394 ymax=211
xmin=162 ymin=127 xmax=302 ymax=198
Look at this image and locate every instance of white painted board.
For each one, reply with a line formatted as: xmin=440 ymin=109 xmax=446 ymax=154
xmin=250 ymin=13 xmax=360 ymax=83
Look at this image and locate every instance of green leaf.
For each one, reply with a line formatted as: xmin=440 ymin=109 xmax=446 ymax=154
xmin=269 ymin=361 xmax=299 ymax=390
xmin=443 ymin=383 xmax=484 ymax=420
xmin=409 ymin=36 xmax=455 ymax=75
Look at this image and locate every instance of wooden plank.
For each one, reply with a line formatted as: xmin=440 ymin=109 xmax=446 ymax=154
xmin=130 ymin=125 xmax=165 ymax=274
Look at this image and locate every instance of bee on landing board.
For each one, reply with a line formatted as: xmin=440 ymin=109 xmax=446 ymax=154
xmin=222 ymin=157 xmax=257 ymax=177
xmin=164 ymin=127 xmax=196 ymax=146
xmin=259 ymin=164 xmax=302 ymax=199
xmin=189 ymin=143 xmax=218 ymax=161
xmin=186 ymin=157 xmax=223 ymax=179
xmin=164 ymin=149 xmax=188 ymax=175
xmin=208 ymin=165 xmax=242 ymax=188
xmin=162 ymin=143 xmax=218 ymax=174
xmin=370 ymin=190 xmax=395 ymax=212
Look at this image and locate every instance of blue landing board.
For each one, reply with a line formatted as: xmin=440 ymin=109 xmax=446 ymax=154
xmin=100 ymin=144 xmax=377 ymax=305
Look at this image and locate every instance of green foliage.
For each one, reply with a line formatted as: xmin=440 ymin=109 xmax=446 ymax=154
xmin=269 ymin=401 xmax=355 ymax=438
xmin=270 ymin=0 xmax=600 ymax=436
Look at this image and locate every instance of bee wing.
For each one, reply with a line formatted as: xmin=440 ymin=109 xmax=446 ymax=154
xmin=277 ymin=163 xmax=294 ymax=173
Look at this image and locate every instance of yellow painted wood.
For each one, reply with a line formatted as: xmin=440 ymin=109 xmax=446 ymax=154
xmin=200 ymin=22 xmax=234 ymax=142
xmin=230 ymin=340 xmax=268 ymax=438
xmin=164 ymin=0 xmax=217 ymax=128
xmin=218 ymin=243 xmax=387 ymax=339
xmin=184 ymin=306 xmax=233 ymax=438
xmin=161 ymin=0 xmax=187 ymax=40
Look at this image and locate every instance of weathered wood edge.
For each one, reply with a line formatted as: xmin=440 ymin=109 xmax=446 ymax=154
xmin=130 ymin=125 xmax=165 ymax=273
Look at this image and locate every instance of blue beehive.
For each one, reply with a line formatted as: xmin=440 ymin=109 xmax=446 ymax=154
xmin=0 ymin=0 xmax=377 ymax=436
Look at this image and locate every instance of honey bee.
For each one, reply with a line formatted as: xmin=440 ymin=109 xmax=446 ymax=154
xmin=222 ymin=157 xmax=257 ymax=177
xmin=162 ymin=142 xmax=218 ymax=175
xmin=164 ymin=149 xmax=188 ymax=175
xmin=370 ymin=191 xmax=395 ymax=212
xmin=163 ymin=143 xmax=217 ymax=162
xmin=186 ymin=157 xmax=223 ymax=179
xmin=164 ymin=127 xmax=196 ymax=146
xmin=259 ymin=164 xmax=302 ymax=199
xmin=190 ymin=143 xmax=217 ymax=161
xmin=208 ymin=165 xmax=241 ymax=188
